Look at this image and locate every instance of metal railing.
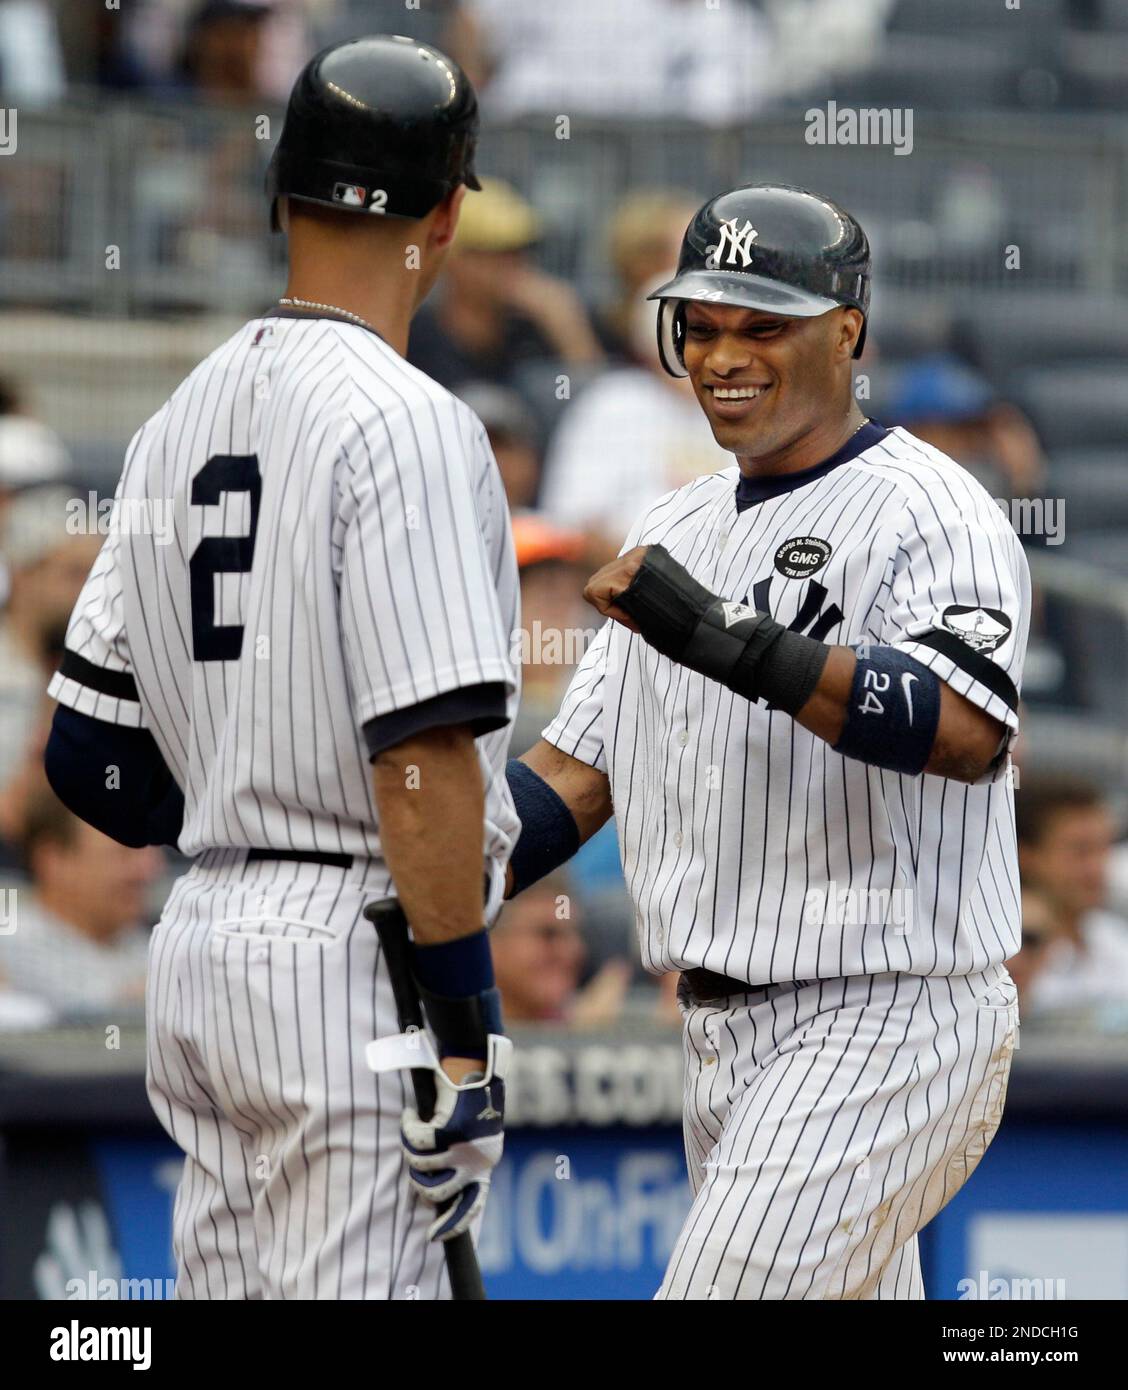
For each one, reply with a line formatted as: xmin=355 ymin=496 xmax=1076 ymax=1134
xmin=1 ymin=101 xmax=1127 ymax=315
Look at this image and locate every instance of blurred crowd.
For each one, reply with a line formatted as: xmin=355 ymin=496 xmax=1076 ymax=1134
xmin=0 ymin=396 xmax=160 ymax=1027
xmin=0 ymin=0 xmax=891 ymax=112
xmin=4 ymin=0 xmax=1121 ymax=115
xmin=0 ymin=0 xmax=1126 ymax=1038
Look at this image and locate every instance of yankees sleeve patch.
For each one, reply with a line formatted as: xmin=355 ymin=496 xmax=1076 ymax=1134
xmin=880 ymin=446 xmax=1029 ymax=754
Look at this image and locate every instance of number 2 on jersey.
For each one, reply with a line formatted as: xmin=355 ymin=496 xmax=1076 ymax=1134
xmin=189 ymin=453 xmax=262 ymax=661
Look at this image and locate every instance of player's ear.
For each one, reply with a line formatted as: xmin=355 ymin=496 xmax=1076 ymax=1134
xmin=837 ymin=307 xmax=862 ymax=361
xmin=431 ymin=184 xmax=467 ymax=253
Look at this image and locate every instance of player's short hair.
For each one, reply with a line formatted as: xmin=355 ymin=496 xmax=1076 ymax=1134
xmin=1014 ymin=773 xmax=1107 ymax=847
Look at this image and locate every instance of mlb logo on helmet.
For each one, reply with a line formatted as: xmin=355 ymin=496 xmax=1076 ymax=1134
xmin=332 ymin=183 xmax=367 ymax=207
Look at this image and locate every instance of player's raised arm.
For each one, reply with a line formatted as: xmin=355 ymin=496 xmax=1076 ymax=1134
xmin=587 ymin=512 xmax=1027 ymax=786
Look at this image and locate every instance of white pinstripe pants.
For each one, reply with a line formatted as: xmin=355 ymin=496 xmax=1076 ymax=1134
xmin=658 ymin=964 xmax=1017 ymax=1300
xmin=145 ymin=854 xmax=449 ymax=1300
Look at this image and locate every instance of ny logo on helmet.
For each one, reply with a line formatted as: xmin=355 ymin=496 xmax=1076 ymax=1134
xmin=709 ymin=218 xmax=759 ymax=269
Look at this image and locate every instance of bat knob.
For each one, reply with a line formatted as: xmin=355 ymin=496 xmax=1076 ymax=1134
xmin=363 ymin=897 xmax=401 ymax=925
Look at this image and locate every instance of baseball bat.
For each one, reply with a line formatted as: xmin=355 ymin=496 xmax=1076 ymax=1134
xmin=363 ymin=897 xmax=487 ymax=1302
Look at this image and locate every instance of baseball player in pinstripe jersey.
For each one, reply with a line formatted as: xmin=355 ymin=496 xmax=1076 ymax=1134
xmin=504 ymin=184 xmax=1029 ymax=1299
xmin=43 ymin=38 xmax=517 ymax=1299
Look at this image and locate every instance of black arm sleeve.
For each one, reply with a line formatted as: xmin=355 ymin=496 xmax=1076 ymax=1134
xmin=44 ymin=705 xmax=185 ymax=849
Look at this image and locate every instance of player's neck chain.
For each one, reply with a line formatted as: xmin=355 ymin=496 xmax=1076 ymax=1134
xmin=277 ymin=297 xmax=376 ymax=332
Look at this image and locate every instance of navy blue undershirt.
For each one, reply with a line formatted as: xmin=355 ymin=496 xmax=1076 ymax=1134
xmin=734 ymin=420 xmax=889 ymax=512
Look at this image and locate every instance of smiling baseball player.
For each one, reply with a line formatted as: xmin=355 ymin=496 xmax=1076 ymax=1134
xmin=44 ymin=37 xmax=517 ymax=1300
xmin=505 ymin=184 xmax=1029 ymax=1299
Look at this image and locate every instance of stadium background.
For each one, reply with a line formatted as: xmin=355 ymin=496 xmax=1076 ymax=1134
xmin=0 ymin=0 xmax=1126 ymax=1300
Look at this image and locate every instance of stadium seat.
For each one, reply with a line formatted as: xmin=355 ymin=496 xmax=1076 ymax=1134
xmin=862 ymin=289 xmax=956 ymax=362
xmin=1020 ymin=710 xmax=1128 ymax=788
xmin=1008 ymin=363 xmax=1128 ymax=447
xmin=952 ymin=292 xmax=1128 ymax=383
xmin=826 ymin=37 xmax=1026 ymax=109
xmin=1097 ymin=0 xmax=1128 ymax=27
xmin=1047 ymin=449 xmax=1128 ymax=530
xmin=888 ymin=0 xmax=1068 ymax=35
xmin=1060 ymin=31 xmax=1128 ymax=107
xmin=61 ymin=436 xmax=129 ymax=494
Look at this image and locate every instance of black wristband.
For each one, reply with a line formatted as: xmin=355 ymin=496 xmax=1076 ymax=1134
xmin=617 ymin=544 xmax=829 ymax=715
xmin=684 ymin=599 xmax=781 ymax=685
xmin=730 ymin=625 xmax=830 ymax=715
xmin=416 ymin=982 xmax=504 ymax=1061
xmin=614 ymin=544 xmax=715 ymax=662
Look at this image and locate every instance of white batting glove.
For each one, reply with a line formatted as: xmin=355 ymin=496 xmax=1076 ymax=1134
xmin=400 ymin=1034 xmax=512 ymax=1242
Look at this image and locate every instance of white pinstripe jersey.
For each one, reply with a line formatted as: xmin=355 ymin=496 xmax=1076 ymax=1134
xmin=544 ymin=425 xmax=1030 ymax=982
xmin=48 ymin=315 xmax=521 ymax=912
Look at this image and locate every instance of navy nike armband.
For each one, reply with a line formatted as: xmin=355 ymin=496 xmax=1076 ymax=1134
xmin=833 ymin=646 xmax=941 ymax=776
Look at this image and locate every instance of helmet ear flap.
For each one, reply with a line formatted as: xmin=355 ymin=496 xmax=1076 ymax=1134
xmin=656 ymin=299 xmax=688 ymax=379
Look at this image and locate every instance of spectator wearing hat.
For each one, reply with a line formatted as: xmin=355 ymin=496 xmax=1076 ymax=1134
xmin=507 ymin=515 xmax=640 ymax=975
xmin=884 ymin=352 xmax=1047 ymax=500
xmin=595 ymin=190 xmax=699 ymax=364
xmin=508 ymin=512 xmax=590 ymax=758
xmin=0 ymin=412 xmax=70 ymax=495
xmin=0 ymin=413 xmax=72 ymax=607
xmin=407 ymin=178 xmax=603 ymax=393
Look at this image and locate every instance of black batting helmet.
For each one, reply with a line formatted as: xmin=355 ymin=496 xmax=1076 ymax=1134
xmin=266 ymin=34 xmax=482 ymax=230
xmin=648 ymin=184 xmax=871 ymax=376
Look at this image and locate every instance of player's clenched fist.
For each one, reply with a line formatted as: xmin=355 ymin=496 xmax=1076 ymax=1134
xmin=582 ymin=545 xmax=651 ymax=632
xmin=401 ymin=1042 xmax=509 ymax=1242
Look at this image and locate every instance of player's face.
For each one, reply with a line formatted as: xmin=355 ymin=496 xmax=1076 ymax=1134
xmin=681 ymin=301 xmax=858 ymax=462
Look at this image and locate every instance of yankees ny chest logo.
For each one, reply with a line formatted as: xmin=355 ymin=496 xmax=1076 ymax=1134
xmin=742 ymin=535 xmax=843 ymax=641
